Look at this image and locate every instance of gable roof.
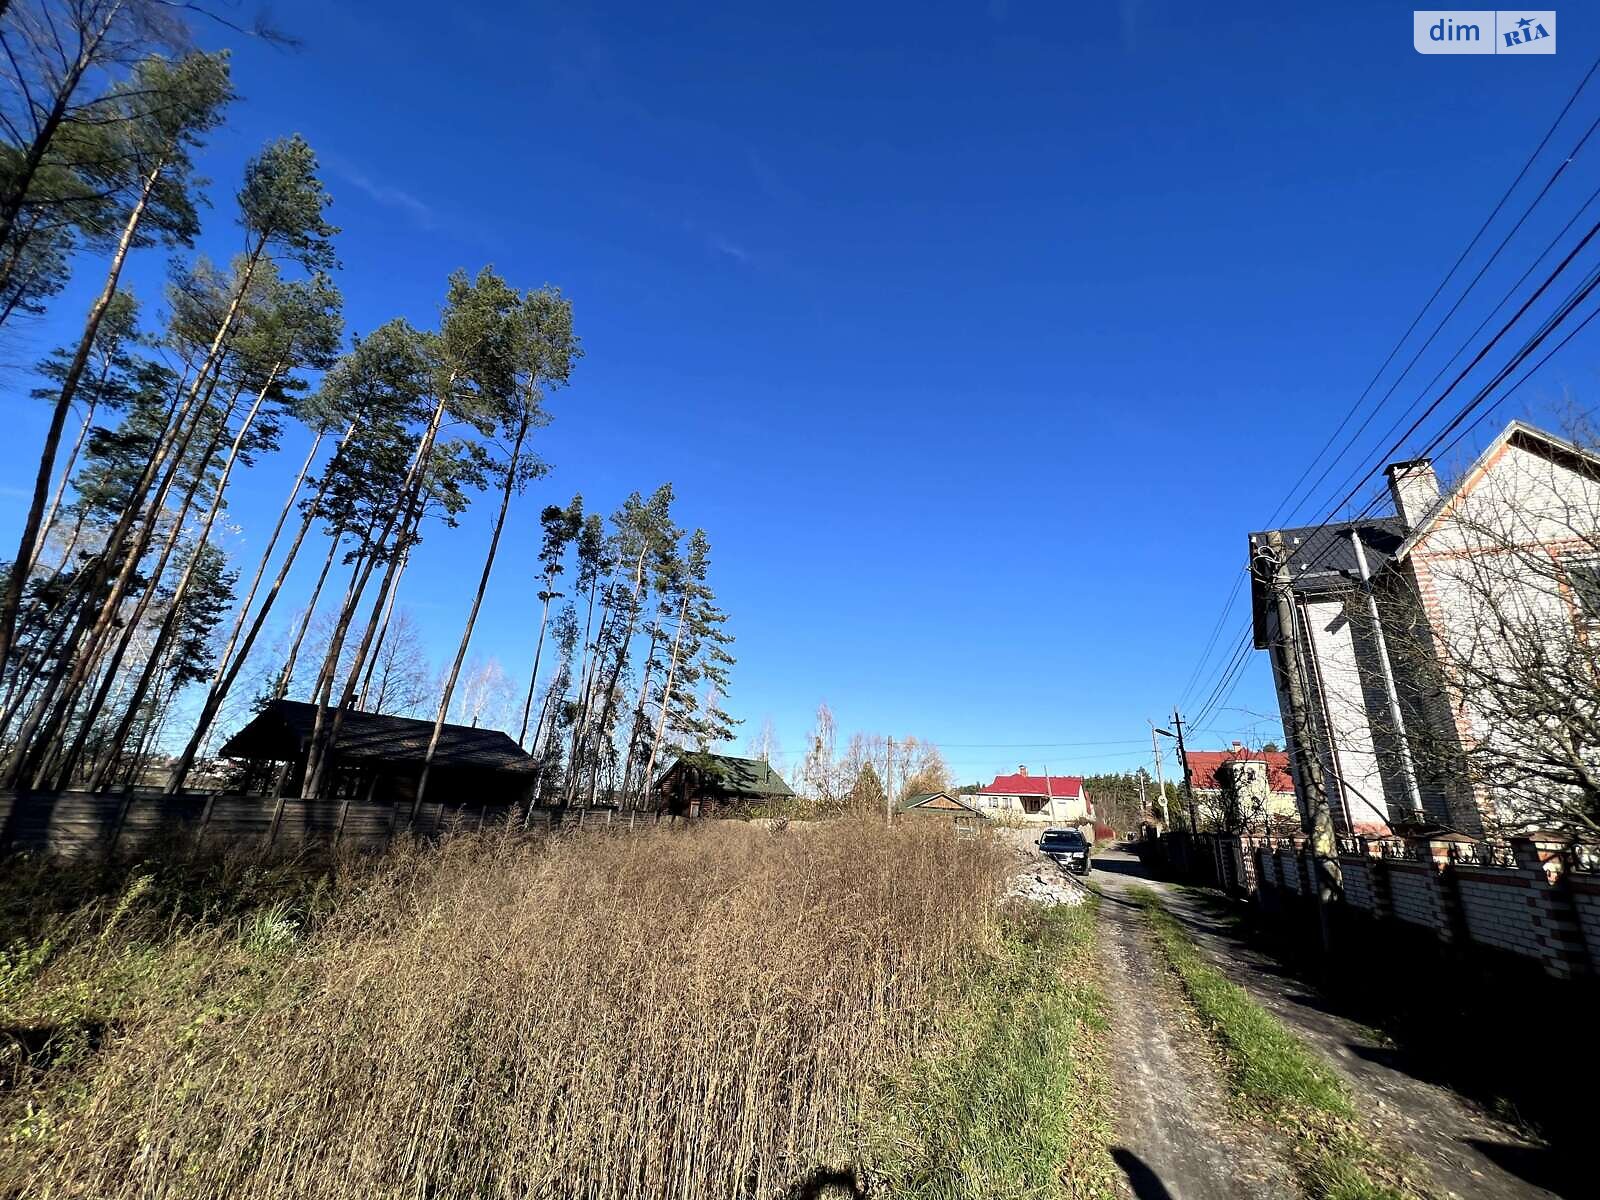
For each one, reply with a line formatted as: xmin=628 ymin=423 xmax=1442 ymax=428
xmin=219 ymin=699 xmax=536 ymax=772
xmin=1184 ymin=747 xmax=1294 ymax=794
xmin=980 ymin=773 xmax=1083 ymax=799
xmin=1246 ymin=516 xmax=1406 ymax=649
xmin=1393 ymin=420 xmax=1600 ymax=561
xmin=662 ymin=752 xmax=796 ymax=799
xmin=897 ymin=790 xmax=986 ymax=815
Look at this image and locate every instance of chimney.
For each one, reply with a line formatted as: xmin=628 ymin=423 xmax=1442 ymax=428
xmin=1385 ymin=458 xmax=1441 ymax=531
xmin=1231 ymin=741 xmax=1244 ymax=752
xmin=1017 ymin=765 xmax=1028 ymax=776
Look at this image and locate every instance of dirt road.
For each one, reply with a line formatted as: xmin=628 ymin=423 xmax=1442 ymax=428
xmin=1092 ymin=851 xmax=1297 ymax=1200
xmin=1091 ymin=845 xmax=1569 ymax=1200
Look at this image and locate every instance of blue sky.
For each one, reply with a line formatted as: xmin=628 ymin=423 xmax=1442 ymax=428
xmin=3 ymin=1 xmax=1598 ymax=785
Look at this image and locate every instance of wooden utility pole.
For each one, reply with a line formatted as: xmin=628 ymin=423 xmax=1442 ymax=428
xmin=1264 ymin=530 xmax=1342 ymax=949
xmin=1171 ymin=708 xmax=1199 ymax=832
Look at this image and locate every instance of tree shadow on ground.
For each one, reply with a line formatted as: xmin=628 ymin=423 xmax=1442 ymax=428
xmin=784 ymin=1167 xmax=864 ymax=1199
xmin=1087 ymin=857 xmax=1149 ymax=878
xmin=1464 ymin=1138 xmax=1585 ymax=1199
xmin=1162 ymin=877 xmax=1597 ymax=1182
xmin=1111 ymin=1146 xmax=1175 ymax=1200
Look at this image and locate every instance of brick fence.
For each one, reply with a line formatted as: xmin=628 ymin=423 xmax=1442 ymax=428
xmin=1151 ymin=830 xmax=1600 ymax=979
xmin=0 ymin=790 xmax=663 ymax=861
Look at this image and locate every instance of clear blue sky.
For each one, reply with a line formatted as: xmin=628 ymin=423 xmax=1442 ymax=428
xmin=3 ymin=1 xmax=1598 ymax=785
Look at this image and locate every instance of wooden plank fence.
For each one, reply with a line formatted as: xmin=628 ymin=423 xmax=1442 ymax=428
xmin=0 ymin=791 xmax=664 ymax=861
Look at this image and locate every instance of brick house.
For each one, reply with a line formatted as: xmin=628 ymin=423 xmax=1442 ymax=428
xmin=972 ymin=768 xmax=1093 ymax=824
xmin=1184 ymin=744 xmax=1299 ymax=832
xmin=1249 ymin=420 xmax=1600 ymax=837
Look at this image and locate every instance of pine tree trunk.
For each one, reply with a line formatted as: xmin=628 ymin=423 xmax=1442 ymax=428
xmin=586 ymin=554 xmax=650 ymax=807
xmin=563 ymin=583 xmax=611 ymax=806
xmin=642 ymin=594 xmax=691 ymax=811
xmin=87 ymin=367 xmax=281 ymax=790
xmin=303 ymin=389 xmax=451 ymax=798
xmin=48 ymin=391 xmax=238 ymax=789
xmin=413 ymin=417 xmax=530 ymax=815
xmin=618 ymin=623 xmax=661 ymax=809
xmin=3 ymin=237 xmax=264 ymax=787
xmin=0 ymin=161 xmax=161 ymax=675
xmin=0 ymin=23 xmax=105 ymax=289
xmin=515 ymin=594 xmax=553 ymax=750
xmin=357 ymin=545 xmax=408 ymax=710
xmin=31 ymin=395 xmax=98 ymax=575
xmin=273 ymin=528 xmax=348 ymax=704
xmin=2 ymin=374 xmax=210 ymax=789
xmin=167 ymin=464 xmax=343 ymax=794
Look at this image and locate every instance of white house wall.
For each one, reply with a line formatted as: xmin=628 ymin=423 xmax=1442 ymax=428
xmin=970 ymin=792 xmax=1090 ymax=823
xmin=1296 ymin=594 xmax=1397 ymax=834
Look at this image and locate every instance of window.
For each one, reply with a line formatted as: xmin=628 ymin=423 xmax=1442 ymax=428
xmin=1568 ymin=559 xmax=1600 ymax=622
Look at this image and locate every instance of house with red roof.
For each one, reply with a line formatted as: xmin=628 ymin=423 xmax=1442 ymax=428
xmin=1183 ymin=743 xmax=1299 ymax=832
xmin=973 ymin=767 xmax=1093 ymax=825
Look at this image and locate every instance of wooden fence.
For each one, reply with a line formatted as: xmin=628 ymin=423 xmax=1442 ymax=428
xmin=0 ymin=791 xmax=663 ymax=861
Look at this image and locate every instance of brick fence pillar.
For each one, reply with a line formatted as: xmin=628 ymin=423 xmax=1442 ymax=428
xmin=1363 ymin=837 xmax=1394 ymax=922
xmin=1419 ymin=836 xmax=1470 ymax=943
xmin=1509 ymin=837 xmax=1591 ymax=979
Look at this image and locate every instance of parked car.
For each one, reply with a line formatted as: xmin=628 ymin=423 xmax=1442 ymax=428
xmin=1037 ymin=827 xmax=1091 ymax=874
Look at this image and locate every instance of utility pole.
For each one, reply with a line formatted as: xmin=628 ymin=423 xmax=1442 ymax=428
xmin=1265 ymin=530 xmax=1342 ymax=949
xmin=885 ymin=736 xmax=895 ymax=828
xmin=1171 ymin=707 xmax=1198 ymax=832
xmin=1149 ymin=723 xmax=1169 ymax=829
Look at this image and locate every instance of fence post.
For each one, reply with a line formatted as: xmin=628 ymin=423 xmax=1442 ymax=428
xmin=187 ymin=792 xmax=216 ymax=859
xmin=102 ymin=793 xmax=135 ymax=862
xmin=266 ymin=794 xmax=287 ymax=851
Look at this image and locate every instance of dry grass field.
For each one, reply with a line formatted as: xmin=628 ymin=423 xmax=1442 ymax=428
xmin=0 ymin=817 xmax=1111 ymax=1199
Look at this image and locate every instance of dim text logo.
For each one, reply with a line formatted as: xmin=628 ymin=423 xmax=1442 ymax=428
xmin=1413 ymin=11 xmax=1556 ymax=54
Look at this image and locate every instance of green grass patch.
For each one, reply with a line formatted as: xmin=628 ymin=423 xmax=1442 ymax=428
xmin=1129 ymin=886 xmax=1431 ymax=1200
xmin=863 ymin=901 xmax=1117 ymax=1200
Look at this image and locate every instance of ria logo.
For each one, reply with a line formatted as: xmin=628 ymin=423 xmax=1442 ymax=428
xmin=1413 ymin=11 xmax=1556 ymax=54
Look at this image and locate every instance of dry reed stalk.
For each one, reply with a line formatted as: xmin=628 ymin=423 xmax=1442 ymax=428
xmin=7 ymin=816 xmax=1005 ymax=1200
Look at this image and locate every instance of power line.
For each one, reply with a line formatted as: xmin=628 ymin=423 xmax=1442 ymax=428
xmin=1170 ymin=56 xmax=1600 ymax=724
xmin=1263 ymin=54 xmax=1600 ymax=535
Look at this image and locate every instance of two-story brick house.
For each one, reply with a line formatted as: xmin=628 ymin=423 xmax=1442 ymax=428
xmin=1249 ymin=419 xmax=1600 ymax=838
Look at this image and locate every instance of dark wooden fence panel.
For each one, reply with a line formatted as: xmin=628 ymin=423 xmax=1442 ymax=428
xmin=0 ymin=792 xmax=664 ymax=861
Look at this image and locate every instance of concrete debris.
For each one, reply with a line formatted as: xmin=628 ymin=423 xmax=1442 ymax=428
xmin=1005 ymin=862 xmax=1087 ymax=906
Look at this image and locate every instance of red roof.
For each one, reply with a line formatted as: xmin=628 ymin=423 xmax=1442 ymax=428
xmin=980 ymin=773 xmax=1084 ymax=799
xmin=1184 ymin=748 xmax=1294 ymax=794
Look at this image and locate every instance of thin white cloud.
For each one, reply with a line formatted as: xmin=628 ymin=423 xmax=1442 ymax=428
xmin=708 ymin=234 xmax=753 ymax=265
xmin=327 ymin=157 xmax=435 ymax=229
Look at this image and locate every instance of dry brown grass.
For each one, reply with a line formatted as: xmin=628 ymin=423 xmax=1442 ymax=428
xmin=4 ymin=817 xmax=1006 ymax=1199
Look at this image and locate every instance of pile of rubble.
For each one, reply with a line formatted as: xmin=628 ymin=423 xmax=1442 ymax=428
xmin=1005 ymin=861 xmax=1087 ymax=907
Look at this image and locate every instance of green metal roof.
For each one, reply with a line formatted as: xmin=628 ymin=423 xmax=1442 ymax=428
xmin=670 ymin=752 xmax=796 ymax=799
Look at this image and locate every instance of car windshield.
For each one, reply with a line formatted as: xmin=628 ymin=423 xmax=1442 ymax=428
xmin=1042 ymin=831 xmax=1086 ymax=849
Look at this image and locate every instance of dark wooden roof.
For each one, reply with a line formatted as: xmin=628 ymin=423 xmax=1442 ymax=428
xmin=219 ymin=700 xmax=536 ymax=772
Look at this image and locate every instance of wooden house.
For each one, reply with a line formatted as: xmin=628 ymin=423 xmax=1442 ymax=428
xmin=219 ymin=699 xmax=537 ymax=806
xmin=652 ymin=752 xmax=795 ymax=816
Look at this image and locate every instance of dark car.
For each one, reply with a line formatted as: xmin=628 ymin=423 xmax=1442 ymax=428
xmin=1037 ymin=827 xmax=1091 ymax=874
